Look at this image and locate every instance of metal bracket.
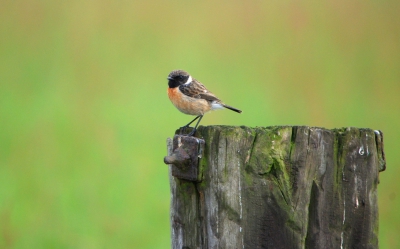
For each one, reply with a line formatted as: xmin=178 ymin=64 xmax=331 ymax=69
xmin=164 ymin=135 xmax=205 ymax=182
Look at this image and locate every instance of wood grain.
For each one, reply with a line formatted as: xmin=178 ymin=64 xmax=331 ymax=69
xmin=166 ymin=126 xmax=385 ymax=249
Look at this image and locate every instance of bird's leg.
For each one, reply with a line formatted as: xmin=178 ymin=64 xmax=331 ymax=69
xmin=187 ymin=115 xmax=203 ymax=136
xmin=184 ymin=116 xmax=200 ymax=127
xmin=180 ymin=115 xmax=200 ymax=134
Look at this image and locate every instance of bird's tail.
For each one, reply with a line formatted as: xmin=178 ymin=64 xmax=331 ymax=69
xmin=222 ymin=104 xmax=242 ymax=113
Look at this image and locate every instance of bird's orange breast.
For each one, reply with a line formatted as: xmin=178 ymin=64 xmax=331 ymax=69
xmin=168 ymin=87 xmax=211 ymax=116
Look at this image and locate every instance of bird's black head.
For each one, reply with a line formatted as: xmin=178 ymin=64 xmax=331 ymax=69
xmin=167 ymin=70 xmax=192 ymax=88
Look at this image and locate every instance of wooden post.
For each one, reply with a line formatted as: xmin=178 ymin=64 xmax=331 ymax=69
xmin=165 ymin=126 xmax=385 ymax=249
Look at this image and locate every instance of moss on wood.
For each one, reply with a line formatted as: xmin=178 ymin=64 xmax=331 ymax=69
xmin=168 ymin=126 xmax=385 ymax=249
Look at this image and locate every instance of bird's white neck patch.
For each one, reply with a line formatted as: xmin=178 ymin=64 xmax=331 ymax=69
xmin=184 ymin=76 xmax=192 ymax=85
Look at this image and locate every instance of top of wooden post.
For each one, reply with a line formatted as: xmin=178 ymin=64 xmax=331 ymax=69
xmin=166 ymin=125 xmax=385 ymax=249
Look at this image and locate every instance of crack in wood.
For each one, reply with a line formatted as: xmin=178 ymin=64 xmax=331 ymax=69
xmin=167 ymin=126 xmax=384 ymax=249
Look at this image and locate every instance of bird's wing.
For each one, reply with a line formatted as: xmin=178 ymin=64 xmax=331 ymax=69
xmin=179 ymin=80 xmax=221 ymax=102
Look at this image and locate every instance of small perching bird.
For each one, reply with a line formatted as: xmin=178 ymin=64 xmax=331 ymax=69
xmin=167 ymin=69 xmax=242 ymax=136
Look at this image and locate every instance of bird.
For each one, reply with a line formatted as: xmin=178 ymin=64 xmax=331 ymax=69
xmin=167 ymin=69 xmax=242 ymax=136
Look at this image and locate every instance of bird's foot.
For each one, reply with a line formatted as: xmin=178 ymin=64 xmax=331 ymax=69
xmin=179 ymin=125 xmax=189 ymax=134
xmin=178 ymin=126 xmax=196 ymax=136
xmin=187 ymin=128 xmax=196 ymax=136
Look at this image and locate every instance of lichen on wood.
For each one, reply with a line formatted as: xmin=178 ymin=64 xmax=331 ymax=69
xmin=166 ymin=126 xmax=385 ymax=249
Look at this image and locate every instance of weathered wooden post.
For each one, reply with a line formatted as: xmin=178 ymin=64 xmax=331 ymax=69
xmin=164 ymin=126 xmax=386 ymax=249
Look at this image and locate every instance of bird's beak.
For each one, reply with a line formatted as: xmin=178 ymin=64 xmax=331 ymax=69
xmin=167 ymin=77 xmax=173 ymax=80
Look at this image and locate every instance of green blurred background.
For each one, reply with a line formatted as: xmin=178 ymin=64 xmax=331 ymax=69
xmin=1 ymin=0 xmax=399 ymax=248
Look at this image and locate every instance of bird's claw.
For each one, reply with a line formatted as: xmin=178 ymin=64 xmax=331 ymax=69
xmin=187 ymin=128 xmax=196 ymax=136
xmin=179 ymin=126 xmax=196 ymax=136
xmin=179 ymin=126 xmax=188 ymax=134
